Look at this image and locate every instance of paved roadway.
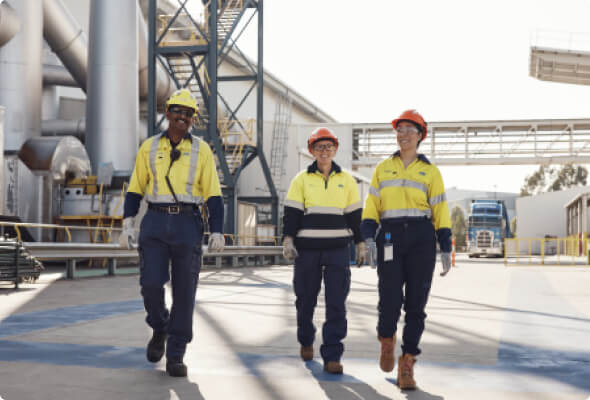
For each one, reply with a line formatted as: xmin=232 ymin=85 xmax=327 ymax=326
xmin=1 ymin=255 xmax=589 ymax=400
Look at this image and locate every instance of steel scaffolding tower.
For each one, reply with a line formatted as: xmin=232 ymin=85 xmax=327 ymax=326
xmin=147 ymin=0 xmax=278 ymax=236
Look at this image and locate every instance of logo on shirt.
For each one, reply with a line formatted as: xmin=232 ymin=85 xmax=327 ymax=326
xmin=419 ymin=171 xmax=426 ymax=176
xmin=338 ymin=184 xmax=344 ymax=188
xmin=183 ymin=152 xmax=190 ymax=156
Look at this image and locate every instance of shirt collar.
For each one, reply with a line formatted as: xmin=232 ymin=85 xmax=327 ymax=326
xmin=392 ymin=150 xmax=431 ymax=165
xmin=161 ymin=130 xmax=193 ymax=144
xmin=307 ymin=160 xmax=342 ymax=174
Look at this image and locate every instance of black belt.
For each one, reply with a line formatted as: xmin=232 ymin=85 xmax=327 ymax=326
xmin=148 ymin=203 xmax=197 ymax=215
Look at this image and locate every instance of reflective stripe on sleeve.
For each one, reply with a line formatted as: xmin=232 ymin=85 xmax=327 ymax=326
xmin=284 ymin=199 xmax=304 ymax=211
xmin=429 ymin=193 xmax=447 ymax=207
xmin=344 ymin=201 xmax=362 ymax=214
xmin=369 ymin=186 xmax=380 ymax=198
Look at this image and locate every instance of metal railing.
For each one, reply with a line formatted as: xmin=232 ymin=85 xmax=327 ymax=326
xmin=504 ymin=235 xmax=590 ymax=266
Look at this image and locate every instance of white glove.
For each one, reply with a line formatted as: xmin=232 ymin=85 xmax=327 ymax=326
xmin=208 ymin=232 xmax=225 ymax=253
xmin=282 ymin=236 xmax=298 ymax=262
xmin=440 ymin=252 xmax=452 ymax=276
xmin=355 ymin=241 xmax=367 ymax=266
xmin=119 ymin=217 xmax=136 ymax=249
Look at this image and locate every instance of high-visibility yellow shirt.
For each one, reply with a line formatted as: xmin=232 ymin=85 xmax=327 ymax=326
xmin=283 ymin=161 xmax=362 ymax=249
xmin=128 ymin=133 xmax=221 ymax=204
xmin=362 ymin=153 xmax=451 ymax=244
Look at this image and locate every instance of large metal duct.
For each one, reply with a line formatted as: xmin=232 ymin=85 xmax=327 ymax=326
xmin=42 ymin=0 xmax=87 ymax=92
xmin=0 ymin=107 xmax=4 ymax=215
xmin=86 ymin=0 xmax=138 ymax=174
xmin=137 ymin=5 xmax=174 ymax=106
xmin=18 ymin=136 xmax=90 ymax=181
xmin=18 ymin=136 xmax=90 ymax=240
xmin=0 ymin=0 xmax=43 ymax=152
xmin=43 ymin=64 xmax=77 ymax=87
xmin=42 ymin=118 xmax=85 ymax=139
xmin=0 ymin=2 xmax=20 ymax=47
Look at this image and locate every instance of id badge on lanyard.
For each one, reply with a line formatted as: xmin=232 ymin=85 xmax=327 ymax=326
xmin=383 ymin=232 xmax=394 ymax=262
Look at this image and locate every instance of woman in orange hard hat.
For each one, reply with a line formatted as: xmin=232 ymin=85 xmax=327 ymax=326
xmin=360 ymin=110 xmax=452 ymax=390
xmin=282 ymin=127 xmax=364 ymax=375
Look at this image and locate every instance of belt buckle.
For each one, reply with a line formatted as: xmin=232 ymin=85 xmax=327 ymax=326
xmin=169 ymin=205 xmax=180 ymax=214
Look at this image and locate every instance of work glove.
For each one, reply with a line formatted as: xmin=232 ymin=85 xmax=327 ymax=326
xmin=119 ymin=217 xmax=136 ymax=249
xmin=440 ymin=252 xmax=452 ymax=276
xmin=355 ymin=241 xmax=367 ymax=266
xmin=208 ymin=232 xmax=225 ymax=253
xmin=282 ymin=236 xmax=298 ymax=262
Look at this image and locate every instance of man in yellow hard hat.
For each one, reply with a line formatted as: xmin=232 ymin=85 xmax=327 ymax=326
xmin=119 ymin=89 xmax=225 ymax=377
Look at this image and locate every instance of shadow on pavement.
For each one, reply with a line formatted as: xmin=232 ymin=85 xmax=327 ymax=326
xmin=305 ymin=360 xmax=390 ymax=400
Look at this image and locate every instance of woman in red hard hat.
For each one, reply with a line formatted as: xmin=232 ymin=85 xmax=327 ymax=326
xmin=360 ymin=110 xmax=452 ymax=390
xmin=282 ymin=127 xmax=364 ymax=374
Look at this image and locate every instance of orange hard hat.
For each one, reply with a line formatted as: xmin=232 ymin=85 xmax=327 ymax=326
xmin=307 ymin=127 xmax=339 ymax=153
xmin=392 ymin=109 xmax=428 ymax=139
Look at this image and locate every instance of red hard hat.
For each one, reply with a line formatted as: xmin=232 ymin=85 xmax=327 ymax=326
xmin=392 ymin=109 xmax=428 ymax=139
xmin=307 ymin=127 xmax=339 ymax=153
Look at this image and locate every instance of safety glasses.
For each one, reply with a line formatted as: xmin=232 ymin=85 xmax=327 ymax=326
xmin=313 ymin=144 xmax=335 ymax=152
xmin=395 ymin=126 xmax=420 ymax=135
xmin=169 ymin=107 xmax=195 ymax=118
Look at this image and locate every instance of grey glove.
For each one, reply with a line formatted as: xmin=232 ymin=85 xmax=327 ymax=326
xmin=282 ymin=236 xmax=298 ymax=262
xmin=208 ymin=232 xmax=225 ymax=253
xmin=440 ymin=252 xmax=452 ymax=276
xmin=366 ymin=238 xmax=377 ymax=268
xmin=119 ymin=217 xmax=136 ymax=249
xmin=355 ymin=241 xmax=367 ymax=266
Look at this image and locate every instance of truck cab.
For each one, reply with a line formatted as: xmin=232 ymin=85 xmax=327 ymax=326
xmin=467 ymin=200 xmax=511 ymax=258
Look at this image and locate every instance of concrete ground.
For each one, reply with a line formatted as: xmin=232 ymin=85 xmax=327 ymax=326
xmin=1 ymin=254 xmax=589 ymax=400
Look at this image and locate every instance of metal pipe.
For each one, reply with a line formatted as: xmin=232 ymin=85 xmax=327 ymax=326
xmin=42 ymin=64 xmax=77 ymax=87
xmin=42 ymin=0 xmax=88 ymax=92
xmin=0 ymin=0 xmax=42 ymax=151
xmin=137 ymin=5 xmax=174 ymax=106
xmin=86 ymin=0 xmax=138 ymax=174
xmin=0 ymin=2 xmax=20 ymax=47
xmin=41 ymin=118 xmax=85 ymax=139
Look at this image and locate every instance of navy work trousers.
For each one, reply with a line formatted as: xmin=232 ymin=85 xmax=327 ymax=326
xmin=376 ymin=218 xmax=436 ymax=356
xmin=293 ymin=246 xmax=350 ymax=362
xmin=138 ymin=208 xmax=203 ymax=360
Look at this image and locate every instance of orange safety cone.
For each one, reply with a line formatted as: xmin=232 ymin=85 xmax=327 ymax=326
xmin=451 ymin=237 xmax=456 ymax=267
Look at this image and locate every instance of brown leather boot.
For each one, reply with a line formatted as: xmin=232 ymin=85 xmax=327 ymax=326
xmin=397 ymin=354 xmax=416 ymax=390
xmin=378 ymin=336 xmax=396 ymax=372
xmin=300 ymin=345 xmax=313 ymax=361
xmin=323 ymin=361 xmax=343 ymax=374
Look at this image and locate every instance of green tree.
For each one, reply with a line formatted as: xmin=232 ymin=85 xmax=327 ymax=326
xmin=520 ymin=164 xmax=588 ymax=196
xmin=451 ymin=206 xmax=466 ymax=248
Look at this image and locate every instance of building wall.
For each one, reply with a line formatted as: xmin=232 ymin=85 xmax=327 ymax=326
xmin=516 ymin=186 xmax=590 ymax=240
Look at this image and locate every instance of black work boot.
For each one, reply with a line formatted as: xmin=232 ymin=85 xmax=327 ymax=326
xmin=146 ymin=331 xmax=167 ymax=363
xmin=166 ymin=357 xmax=188 ymax=377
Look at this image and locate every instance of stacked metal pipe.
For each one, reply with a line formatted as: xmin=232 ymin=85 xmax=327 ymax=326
xmin=0 ymin=238 xmax=43 ymax=284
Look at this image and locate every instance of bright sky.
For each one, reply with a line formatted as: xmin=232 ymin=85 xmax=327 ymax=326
xmin=205 ymin=0 xmax=590 ymax=193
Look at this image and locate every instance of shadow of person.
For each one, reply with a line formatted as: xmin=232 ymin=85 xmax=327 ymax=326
xmin=163 ymin=375 xmax=206 ymax=400
xmin=305 ymin=360 xmax=390 ymax=400
xmin=385 ymin=377 xmax=444 ymax=400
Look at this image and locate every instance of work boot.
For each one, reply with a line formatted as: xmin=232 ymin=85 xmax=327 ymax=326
xmin=166 ymin=357 xmax=188 ymax=377
xmin=323 ymin=361 xmax=343 ymax=374
xmin=146 ymin=331 xmax=167 ymax=363
xmin=300 ymin=345 xmax=314 ymax=361
xmin=397 ymin=354 xmax=416 ymax=390
xmin=378 ymin=336 xmax=396 ymax=372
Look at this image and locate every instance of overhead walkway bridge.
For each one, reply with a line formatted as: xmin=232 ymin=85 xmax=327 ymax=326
xmin=353 ymin=118 xmax=590 ymax=167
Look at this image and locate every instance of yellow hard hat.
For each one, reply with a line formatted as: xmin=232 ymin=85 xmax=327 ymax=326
xmin=166 ymin=89 xmax=198 ymax=112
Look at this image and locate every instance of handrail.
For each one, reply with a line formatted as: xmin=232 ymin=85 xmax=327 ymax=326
xmin=0 ymin=221 xmax=122 ymax=243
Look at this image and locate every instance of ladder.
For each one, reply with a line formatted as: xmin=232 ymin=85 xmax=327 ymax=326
xmin=269 ymin=90 xmax=293 ymax=219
